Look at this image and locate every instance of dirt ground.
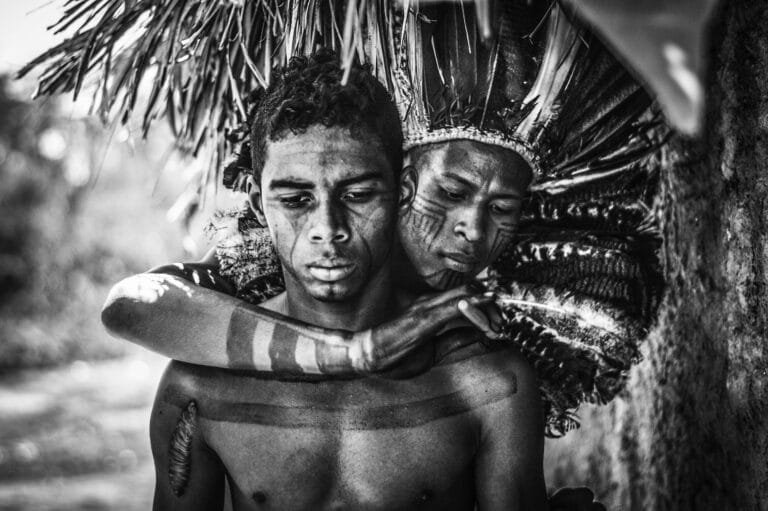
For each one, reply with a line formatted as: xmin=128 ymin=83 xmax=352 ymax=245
xmin=0 ymin=348 xmax=165 ymax=511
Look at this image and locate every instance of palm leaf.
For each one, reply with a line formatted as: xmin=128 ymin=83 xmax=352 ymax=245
xmin=18 ymin=0 xmax=394 ymax=172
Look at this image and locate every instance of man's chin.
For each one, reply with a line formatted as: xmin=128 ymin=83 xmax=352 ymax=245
xmin=421 ymin=267 xmax=474 ymax=290
xmin=305 ymin=282 xmax=360 ymax=302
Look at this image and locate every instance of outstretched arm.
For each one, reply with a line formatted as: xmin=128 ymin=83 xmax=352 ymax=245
xmin=102 ymin=265 xmax=486 ymax=376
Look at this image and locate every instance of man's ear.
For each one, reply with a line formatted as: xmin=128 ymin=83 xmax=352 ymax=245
xmin=399 ymin=166 xmax=417 ymax=211
xmin=245 ymin=175 xmax=267 ymax=226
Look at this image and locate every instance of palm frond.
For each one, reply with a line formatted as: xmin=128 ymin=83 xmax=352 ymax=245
xmin=18 ymin=0 xmax=394 ymax=175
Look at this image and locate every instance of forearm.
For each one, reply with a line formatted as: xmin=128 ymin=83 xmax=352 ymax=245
xmin=102 ymin=271 xmax=476 ymax=376
xmin=102 ymin=272 xmax=369 ymax=375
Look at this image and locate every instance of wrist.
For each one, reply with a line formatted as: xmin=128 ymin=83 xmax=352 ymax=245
xmin=350 ymin=329 xmax=376 ymax=373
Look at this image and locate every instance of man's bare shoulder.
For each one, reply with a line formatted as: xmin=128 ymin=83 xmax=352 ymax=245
xmin=155 ymin=361 xmax=233 ymax=408
xmin=443 ymin=345 xmax=543 ymax=434
xmin=437 ymin=342 xmax=537 ymax=396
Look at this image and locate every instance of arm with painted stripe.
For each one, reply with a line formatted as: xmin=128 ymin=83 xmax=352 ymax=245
xmin=102 ymin=267 xmax=485 ymax=376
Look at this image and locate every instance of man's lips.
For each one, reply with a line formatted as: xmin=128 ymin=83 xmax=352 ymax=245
xmin=441 ymin=252 xmax=481 ymax=273
xmin=307 ymin=262 xmax=356 ymax=282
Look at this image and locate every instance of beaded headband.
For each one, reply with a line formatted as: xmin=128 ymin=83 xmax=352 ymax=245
xmin=402 ymin=126 xmax=541 ymax=177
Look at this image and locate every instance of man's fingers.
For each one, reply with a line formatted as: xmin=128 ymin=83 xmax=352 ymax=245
xmin=415 ymin=285 xmax=473 ymax=308
xmin=411 ymin=286 xmax=499 ymax=328
xmin=458 ymin=299 xmax=504 ymax=340
xmin=416 ymin=281 xmax=494 ymax=306
xmin=458 ymin=300 xmax=490 ymax=330
xmin=485 ymin=303 xmax=504 ymax=333
xmin=468 ymin=292 xmax=495 ymax=305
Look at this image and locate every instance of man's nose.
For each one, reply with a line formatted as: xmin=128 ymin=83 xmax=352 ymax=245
xmin=308 ymin=199 xmax=351 ymax=244
xmin=454 ymin=206 xmax=484 ymax=243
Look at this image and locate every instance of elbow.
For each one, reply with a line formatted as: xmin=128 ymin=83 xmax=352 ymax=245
xmin=101 ymin=275 xmax=152 ymax=340
xmin=101 ymin=294 xmax=130 ymax=338
xmin=350 ymin=330 xmax=381 ymax=374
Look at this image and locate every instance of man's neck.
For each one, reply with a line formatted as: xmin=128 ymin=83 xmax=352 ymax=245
xmin=391 ymin=241 xmax=431 ymax=294
xmin=274 ymin=266 xmax=397 ymax=331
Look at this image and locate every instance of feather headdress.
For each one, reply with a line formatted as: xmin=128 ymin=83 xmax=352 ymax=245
xmin=392 ymin=1 xmax=662 ymax=183
xmin=390 ymin=5 xmax=665 ymax=436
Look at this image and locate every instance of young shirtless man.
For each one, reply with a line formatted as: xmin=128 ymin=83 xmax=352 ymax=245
xmin=148 ymin=53 xmax=545 ymax=510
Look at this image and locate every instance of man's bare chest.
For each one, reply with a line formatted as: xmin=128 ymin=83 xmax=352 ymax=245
xmin=162 ymin=356 xmax=517 ymax=510
xmin=205 ymin=417 xmax=477 ymax=510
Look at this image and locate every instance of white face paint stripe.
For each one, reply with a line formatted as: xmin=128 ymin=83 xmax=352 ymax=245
xmin=252 ymin=321 xmax=276 ymax=371
xmin=295 ymin=335 xmax=322 ymax=374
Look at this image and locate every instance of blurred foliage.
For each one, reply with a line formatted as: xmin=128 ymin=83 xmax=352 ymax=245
xmin=0 ymin=74 xmax=196 ymax=372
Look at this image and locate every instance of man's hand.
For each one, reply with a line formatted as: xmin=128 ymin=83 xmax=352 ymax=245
xmin=457 ymin=296 xmax=506 ymax=341
xmin=354 ymin=285 xmax=495 ymax=372
xmin=549 ymin=487 xmax=607 ymax=511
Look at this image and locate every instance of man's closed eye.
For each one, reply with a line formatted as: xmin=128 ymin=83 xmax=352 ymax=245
xmin=341 ymin=189 xmax=376 ymax=202
xmin=441 ymin=187 xmax=467 ymax=202
xmin=279 ymin=193 xmax=313 ymax=208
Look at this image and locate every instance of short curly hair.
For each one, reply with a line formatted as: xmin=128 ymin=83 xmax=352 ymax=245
xmin=223 ymin=50 xmax=403 ymax=190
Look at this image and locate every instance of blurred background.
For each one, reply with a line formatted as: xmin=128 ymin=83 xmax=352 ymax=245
xmin=0 ymin=2 xmax=241 ymax=509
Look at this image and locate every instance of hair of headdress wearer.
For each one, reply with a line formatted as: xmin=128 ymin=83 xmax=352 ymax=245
xmin=222 ymin=49 xmax=403 ymax=191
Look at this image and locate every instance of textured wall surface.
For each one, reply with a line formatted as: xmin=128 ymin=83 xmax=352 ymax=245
xmin=546 ymin=1 xmax=768 ymax=509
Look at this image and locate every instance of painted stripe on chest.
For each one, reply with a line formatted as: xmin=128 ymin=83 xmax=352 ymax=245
xmin=162 ymin=375 xmax=517 ymax=430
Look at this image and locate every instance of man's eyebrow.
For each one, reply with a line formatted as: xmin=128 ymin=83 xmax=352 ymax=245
xmin=444 ymin=171 xmax=523 ymax=199
xmin=269 ymin=178 xmax=315 ymax=190
xmin=494 ymin=192 xmax=524 ymax=200
xmin=443 ymin=172 xmax=478 ymax=189
xmin=338 ymin=171 xmax=386 ymax=187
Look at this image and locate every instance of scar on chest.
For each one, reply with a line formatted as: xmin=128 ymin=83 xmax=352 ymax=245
xmin=161 ymin=372 xmax=517 ymax=430
xmin=168 ymin=400 xmax=197 ymax=497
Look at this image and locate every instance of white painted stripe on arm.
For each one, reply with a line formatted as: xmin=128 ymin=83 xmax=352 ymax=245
xmin=295 ymin=335 xmax=322 ymax=374
xmin=252 ymin=321 xmax=276 ymax=371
